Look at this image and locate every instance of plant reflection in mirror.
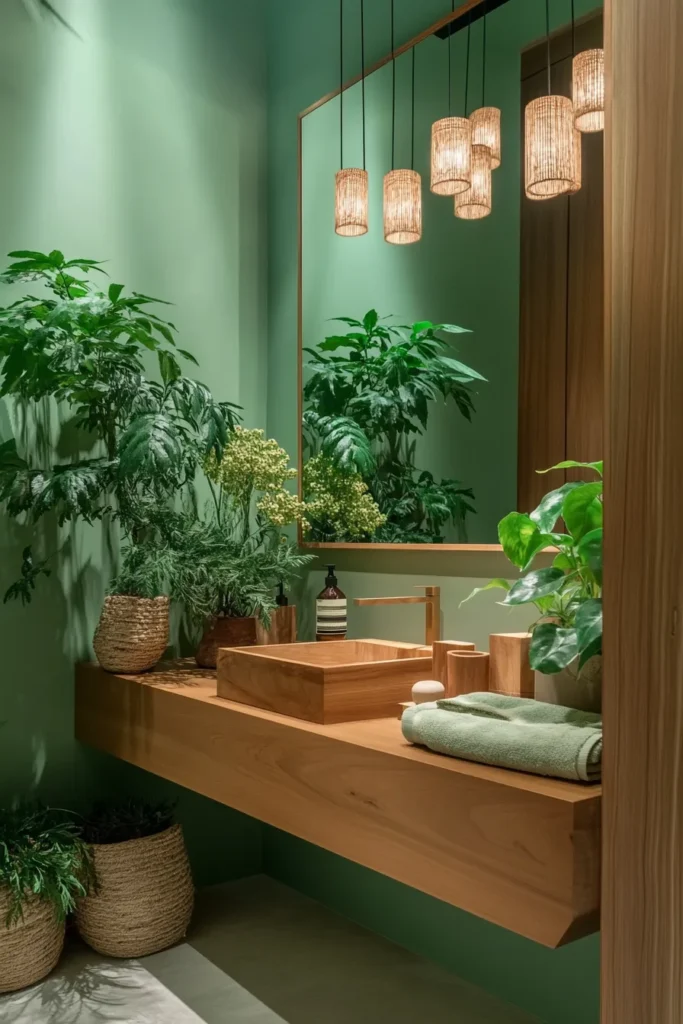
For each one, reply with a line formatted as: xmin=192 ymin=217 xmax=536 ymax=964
xmin=303 ymin=309 xmax=486 ymax=543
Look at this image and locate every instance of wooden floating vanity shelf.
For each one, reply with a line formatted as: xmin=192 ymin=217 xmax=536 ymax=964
xmin=75 ymin=661 xmax=601 ymax=948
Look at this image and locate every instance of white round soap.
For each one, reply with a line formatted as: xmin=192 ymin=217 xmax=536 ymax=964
xmin=411 ymin=679 xmax=446 ymax=704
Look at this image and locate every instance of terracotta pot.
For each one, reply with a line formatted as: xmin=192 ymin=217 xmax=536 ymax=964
xmin=94 ymin=595 xmax=170 ymax=674
xmin=534 ymin=655 xmax=602 ymax=713
xmin=195 ymin=614 xmax=257 ymax=668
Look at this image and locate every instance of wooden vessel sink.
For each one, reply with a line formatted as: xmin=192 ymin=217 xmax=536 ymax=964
xmin=217 ymin=639 xmax=433 ymax=724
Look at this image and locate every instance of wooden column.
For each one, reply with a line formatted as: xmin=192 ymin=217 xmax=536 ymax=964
xmin=602 ymin=0 xmax=683 ymax=1020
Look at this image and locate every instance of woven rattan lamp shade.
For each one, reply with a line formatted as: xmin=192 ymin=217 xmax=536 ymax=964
xmin=469 ymin=107 xmax=501 ymax=170
xmin=383 ymin=169 xmax=422 ymax=244
xmin=430 ymin=117 xmax=472 ymax=196
xmin=573 ymin=48 xmax=604 ymax=132
xmin=335 ymin=168 xmax=369 ymax=236
xmin=525 ymin=94 xmax=578 ymax=199
xmin=455 ymin=145 xmax=492 ymax=220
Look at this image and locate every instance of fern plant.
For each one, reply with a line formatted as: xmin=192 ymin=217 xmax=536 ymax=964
xmin=0 ymin=248 xmax=239 ymax=602
xmin=0 ymin=805 xmax=94 ymax=925
xmin=303 ymin=310 xmax=485 ymax=543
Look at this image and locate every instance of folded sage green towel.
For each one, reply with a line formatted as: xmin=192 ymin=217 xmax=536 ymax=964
xmin=401 ymin=692 xmax=602 ymax=782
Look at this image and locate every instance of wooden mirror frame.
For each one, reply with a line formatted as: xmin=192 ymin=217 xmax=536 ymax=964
xmin=297 ymin=0 xmax=525 ymax=553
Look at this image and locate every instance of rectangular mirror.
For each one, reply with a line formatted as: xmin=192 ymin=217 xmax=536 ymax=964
xmin=298 ymin=0 xmax=604 ymax=550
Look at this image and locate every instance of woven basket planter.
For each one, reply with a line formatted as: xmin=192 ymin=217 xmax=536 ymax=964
xmin=94 ymin=595 xmax=169 ymax=673
xmin=76 ymin=824 xmax=194 ymax=958
xmin=0 ymin=891 xmax=64 ymax=994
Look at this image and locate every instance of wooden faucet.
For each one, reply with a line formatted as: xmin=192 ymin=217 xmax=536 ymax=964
xmin=354 ymin=586 xmax=441 ymax=646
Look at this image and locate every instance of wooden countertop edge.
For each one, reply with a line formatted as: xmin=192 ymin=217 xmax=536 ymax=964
xmin=76 ymin=662 xmax=602 ymax=807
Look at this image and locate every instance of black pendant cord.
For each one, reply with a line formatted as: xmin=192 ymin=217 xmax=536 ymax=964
xmin=361 ymin=0 xmax=366 ymax=170
xmin=411 ymin=46 xmax=416 ymax=171
xmin=464 ymin=12 xmax=472 ymax=115
xmin=448 ymin=0 xmax=454 ymax=115
xmin=545 ymin=0 xmax=551 ymax=95
xmin=339 ymin=0 xmax=344 ymax=169
xmin=391 ymin=0 xmax=396 ymax=171
xmin=481 ymin=0 xmax=488 ymax=106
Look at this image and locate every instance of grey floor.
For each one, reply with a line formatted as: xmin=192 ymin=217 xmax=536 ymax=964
xmin=0 ymin=875 xmax=539 ymax=1024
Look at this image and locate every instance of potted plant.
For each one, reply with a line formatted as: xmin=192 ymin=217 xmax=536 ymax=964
xmin=76 ymin=799 xmax=193 ymax=958
xmin=167 ymin=427 xmax=313 ymax=667
xmin=0 ymin=248 xmax=238 ymax=671
xmin=464 ymin=460 xmax=603 ymax=711
xmin=303 ymin=310 xmax=485 ymax=542
xmin=0 ymin=806 xmax=93 ymax=993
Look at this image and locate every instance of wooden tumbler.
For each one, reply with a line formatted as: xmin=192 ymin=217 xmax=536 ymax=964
xmin=488 ymin=633 xmax=534 ymax=697
xmin=433 ymin=640 xmax=476 ymax=691
xmin=447 ymin=650 xmax=490 ymax=697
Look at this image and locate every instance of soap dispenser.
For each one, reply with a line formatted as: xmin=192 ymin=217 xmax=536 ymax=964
xmin=316 ymin=565 xmax=347 ymax=642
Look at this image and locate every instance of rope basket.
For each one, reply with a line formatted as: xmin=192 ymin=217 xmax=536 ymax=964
xmin=76 ymin=824 xmax=194 ymax=958
xmin=0 ymin=890 xmax=65 ymax=994
xmin=93 ymin=595 xmax=169 ymax=673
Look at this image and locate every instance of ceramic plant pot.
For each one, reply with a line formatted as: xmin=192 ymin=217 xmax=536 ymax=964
xmin=76 ymin=824 xmax=194 ymax=959
xmin=0 ymin=890 xmax=65 ymax=994
xmin=94 ymin=595 xmax=170 ymax=674
xmin=195 ymin=614 xmax=257 ymax=668
xmin=534 ymin=655 xmax=602 ymax=713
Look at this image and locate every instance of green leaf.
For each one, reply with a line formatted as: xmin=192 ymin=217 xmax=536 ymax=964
xmin=0 ymin=439 xmax=27 ymax=471
xmin=108 ymin=282 xmax=124 ymax=303
xmin=530 ymin=481 xmax=583 ymax=532
xmin=578 ymin=634 xmax=602 ymax=669
xmin=498 ymin=512 xmax=538 ymax=568
xmin=411 ymin=320 xmax=433 ymax=335
xmin=158 ymin=349 xmax=181 ymax=385
xmin=363 ymin=309 xmax=379 ymax=332
xmin=319 ymin=335 xmax=359 ymax=352
xmin=520 ymin=531 xmax=557 ymax=572
xmin=459 ymin=578 xmax=510 ymax=606
xmin=31 ymin=463 xmax=109 ymax=525
xmin=48 ymin=250 xmax=65 ymax=266
xmin=176 ymin=348 xmax=199 ymax=365
xmin=575 ymin=598 xmax=602 ymax=655
xmin=529 ymin=623 xmax=579 ymax=673
xmin=7 ymin=250 xmax=49 ymax=259
xmin=118 ymin=413 xmax=184 ymax=479
xmin=503 ymin=567 xmax=565 ymax=605
xmin=577 ymin=527 xmax=603 ymax=585
xmin=437 ymin=323 xmax=472 ymax=334
xmin=562 ymin=482 xmax=603 ymax=540
xmin=438 ymin=356 xmax=487 ymax=382
xmin=538 ymin=459 xmax=603 ymax=477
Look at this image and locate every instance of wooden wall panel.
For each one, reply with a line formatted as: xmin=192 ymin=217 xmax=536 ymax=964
xmin=602 ymin=0 xmax=683 ymax=1020
xmin=518 ymin=16 xmax=604 ymax=507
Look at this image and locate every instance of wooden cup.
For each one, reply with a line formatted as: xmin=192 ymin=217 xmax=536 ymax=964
xmin=447 ymin=650 xmax=490 ymax=697
xmin=433 ymin=640 xmax=477 ymax=691
xmin=488 ymin=633 xmax=534 ymax=697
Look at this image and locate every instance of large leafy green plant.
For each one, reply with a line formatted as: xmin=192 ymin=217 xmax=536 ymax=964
xmin=0 ymin=805 xmax=94 ymax=925
xmin=303 ymin=310 xmax=484 ymax=543
xmin=465 ymin=460 xmax=603 ymax=674
xmin=0 ymin=248 xmax=238 ymax=602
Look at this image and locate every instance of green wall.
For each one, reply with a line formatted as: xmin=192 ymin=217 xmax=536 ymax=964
xmin=0 ymin=0 xmax=264 ymax=883
xmin=266 ymin=1 xmax=601 ymax=1021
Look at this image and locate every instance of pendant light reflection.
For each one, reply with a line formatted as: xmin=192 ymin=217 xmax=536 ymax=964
xmin=469 ymin=3 xmax=501 ymax=170
xmin=573 ymin=48 xmax=604 ymax=132
xmin=525 ymin=95 xmax=578 ymax=199
xmin=335 ymin=0 xmax=369 ymax=237
xmin=455 ymin=144 xmax=492 ymax=219
xmin=335 ymin=168 xmax=369 ymax=235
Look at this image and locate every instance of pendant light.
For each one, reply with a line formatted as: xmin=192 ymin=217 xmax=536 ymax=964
xmin=335 ymin=0 xmax=369 ymax=236
xmin=571 ymin=0 xmax=604 ymax=133
xmin=384 ymin=3 xmax=422 ymax=244
xmin=469 ymin=1 xmax=501 ymax=170
xmin=524 ymin=0 xmax=581 ymax=199
xmin=456 ymin=15 xmax=492 ymax=219
xmin=430 ymin=0 xmax=471 ymax=196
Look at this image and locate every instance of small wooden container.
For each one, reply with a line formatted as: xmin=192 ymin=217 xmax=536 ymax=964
xmin=489 ymin=633 xmax=534 ymax=697
xmin=432 ymin=640 xmax=476 ymax=691
xmin=447 ymin=650 xmax=490 ymax=696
